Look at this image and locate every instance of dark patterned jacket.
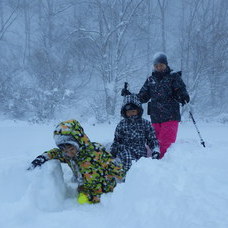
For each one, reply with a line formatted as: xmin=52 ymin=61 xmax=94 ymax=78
xmin=138 ymin=68 xmax=189 ymax=123
xmin=110 ymin=95 xmax=159 ymax=172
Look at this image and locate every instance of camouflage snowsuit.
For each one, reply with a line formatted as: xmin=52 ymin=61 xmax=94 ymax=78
xmin=43 ymin=120 xmax=125 ymax=203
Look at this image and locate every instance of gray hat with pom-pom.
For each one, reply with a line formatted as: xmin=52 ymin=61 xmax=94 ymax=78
xmin=153 ymin=52 xmax=168 ymax=65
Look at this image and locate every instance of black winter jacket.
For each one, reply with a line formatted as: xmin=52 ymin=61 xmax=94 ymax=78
xmin=138 ymin=68 xmax=189 ymax=123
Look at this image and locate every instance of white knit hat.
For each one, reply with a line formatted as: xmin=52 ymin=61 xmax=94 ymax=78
xmin=54 ymin=134 xmax=79 ymax=149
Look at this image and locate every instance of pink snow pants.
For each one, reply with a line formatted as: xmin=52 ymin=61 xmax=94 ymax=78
xmin=152 ymin=121 xmax=179 ymax=159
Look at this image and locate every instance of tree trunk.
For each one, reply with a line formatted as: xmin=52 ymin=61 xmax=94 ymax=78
xmin=158 ymin=0 xmax=167 ymax=53
xmin=23 ymin=0 xmax=31 ymax=65
xmin=0 ymin=0 xmax=3 ymax=30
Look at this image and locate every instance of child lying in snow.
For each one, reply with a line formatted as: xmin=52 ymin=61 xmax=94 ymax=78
xmin=28 ymin=119 xmax=125 ymax=204
xmin=110 ymin=94 xmax=160 ymax=172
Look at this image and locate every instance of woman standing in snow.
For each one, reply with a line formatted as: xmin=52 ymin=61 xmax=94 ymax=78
xmin=122 ymin=52 xmax=190 ymax=159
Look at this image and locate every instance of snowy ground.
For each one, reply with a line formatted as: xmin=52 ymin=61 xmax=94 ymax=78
xmin=0 ymin=119 xmax=228 ymax=228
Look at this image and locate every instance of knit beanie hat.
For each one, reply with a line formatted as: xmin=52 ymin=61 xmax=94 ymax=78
xmin=153 ymin=52 xmax=168 ymax=65
xmin=54 ymin=134 xmax=79 ymax=149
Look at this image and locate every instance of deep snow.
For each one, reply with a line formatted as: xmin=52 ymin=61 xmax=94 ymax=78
xmin=0 ymin=119 xmax=228 ymax=228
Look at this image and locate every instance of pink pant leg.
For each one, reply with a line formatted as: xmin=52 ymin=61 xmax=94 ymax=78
xmin=152 ymin=121 xmax=179 ymax=159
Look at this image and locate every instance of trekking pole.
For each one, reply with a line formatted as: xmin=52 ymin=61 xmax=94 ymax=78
xmin=185 ymin=103 xmax=206 ymax=147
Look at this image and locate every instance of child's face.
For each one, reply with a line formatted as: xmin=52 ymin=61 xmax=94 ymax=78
xmin=126 ymin=109 xmax=138 ymax=117
xmin=61 ymin=144 xmax=78 ymax=158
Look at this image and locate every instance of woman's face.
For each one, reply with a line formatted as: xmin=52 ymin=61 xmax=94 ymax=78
xmin=61 ymin=144 xmax=78 ymax=158
xmin=154 ymin=63 xmax=167 ymax=72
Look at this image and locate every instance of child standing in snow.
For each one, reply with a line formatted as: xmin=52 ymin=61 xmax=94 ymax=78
xmin=110 ymin=94 xmax=160 ymax=173
xmin=28 ymin=119 xmax=125 ymax=204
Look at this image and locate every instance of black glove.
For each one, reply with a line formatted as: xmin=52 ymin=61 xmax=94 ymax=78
xmin=27 ymin=155 xmax=48 ymax=170
xmin=151 ymin=151 xmax=160 ymax=159
xmin=180 ymin=94 xmax=190 ymax=106
xmin=121 ymin=88 xmax=131 ymax=96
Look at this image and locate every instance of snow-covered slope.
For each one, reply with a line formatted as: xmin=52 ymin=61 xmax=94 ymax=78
xmin=0 ymin=120 xmax=227 ymax=228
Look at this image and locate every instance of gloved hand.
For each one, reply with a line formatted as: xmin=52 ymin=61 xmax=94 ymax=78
xmin=77 ymin=192 xmax=92 ymax=204
xmin=27 ymin=155 xmax=48 ymax=170
xmin=121 ymin=88 xmax=131 ymax=96
xmin=151 ymin=151 xmax=160 ymax=159
xmin=180 ymin=94 xmax=190 ymax=106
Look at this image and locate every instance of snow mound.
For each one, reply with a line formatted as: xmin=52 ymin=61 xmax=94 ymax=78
xmin=0 ymin=121 xmax=228 ymax=228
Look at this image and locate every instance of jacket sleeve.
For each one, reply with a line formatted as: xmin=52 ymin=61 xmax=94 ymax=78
xmin=138 ymin=78 xmax=151 ymax=103
xmin=110 ymin=123 xmax=122 ymax=158
xmin=172 ymin=72 xmax=189 ymax=102
xmin=28 ymin=148 xmax=67 ymax=170
xmin=46 ymin=148 xmax=68 ymax=163
xmin=145 ymin=121 xmax=160 ymax=152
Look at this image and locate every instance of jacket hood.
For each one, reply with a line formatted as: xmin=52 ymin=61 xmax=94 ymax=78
xmin=121 ymin=94 xmax=143 ymax=118
xmin=54 ymin=134 xmax=80 ymax=149
xmin=53 ymin=119 xmax=90 ymax=148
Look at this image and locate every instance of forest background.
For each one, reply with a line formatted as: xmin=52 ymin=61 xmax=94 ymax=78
xmin=0 ymin=0 xmax=227 ymax=123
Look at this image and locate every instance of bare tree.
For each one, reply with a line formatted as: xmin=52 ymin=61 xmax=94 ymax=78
xmin=157 ymin=0 xmax=168 ymax=53
xmin=1 ymin=0 xmax=227 ymax=121
xmin=22 ymin=0 xmax=31 ymax=65
xmin=179 ymin=0 xmax=228 ymax=114
xmin=0 ymin=0 xmax=19 ymax=40
xmin=0 ymin=0 xmax=4 ymax=29
xmin=145 ymin=0 xmax=157 ymax=72
xmin=69 ymin=0 xmax=145 ymax=117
